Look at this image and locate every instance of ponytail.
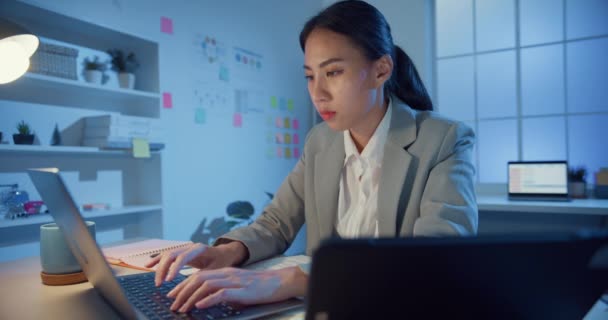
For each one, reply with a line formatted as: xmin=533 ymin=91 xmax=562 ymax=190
xmin=387 ymin=46 xmax=433 ymax=111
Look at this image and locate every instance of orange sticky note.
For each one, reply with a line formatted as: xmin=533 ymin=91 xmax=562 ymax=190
xmin=284 ymin=117 xmax=290 ymax=129
xmin=284 ymin=147 xmax=291 ymax=158
xmin=284 ymin=133 xmax=291 ymax=144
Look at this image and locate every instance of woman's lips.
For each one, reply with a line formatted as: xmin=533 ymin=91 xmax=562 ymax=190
xmin=319 ymin=111 xmax=336 ymax=120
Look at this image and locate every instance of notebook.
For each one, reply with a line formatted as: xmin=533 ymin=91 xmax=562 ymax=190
xmin=103 ymin=239 xmax=193 ymax=271
xmin=27 ymin=168 xmax=303 ymax=319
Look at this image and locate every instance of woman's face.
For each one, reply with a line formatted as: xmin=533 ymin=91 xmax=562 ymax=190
xmin=304 ymin=28 xmax=384 ymax=132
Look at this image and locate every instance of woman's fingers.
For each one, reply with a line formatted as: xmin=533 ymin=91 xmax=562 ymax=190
xmin=195 ymin=288 xmax=246 ymax=309
xmin=169 ymin=269 xmax=234 ymax=311
xmin=154 ymin=243 xmax=205 ymax=286
xmin=144 ymin=254 xmax=162 ymax=268
xmin=178 ymin=278 xmax=237 ymax=312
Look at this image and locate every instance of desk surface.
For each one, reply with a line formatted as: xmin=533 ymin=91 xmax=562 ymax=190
xmin=0 ymin=255 xmax=304 ymax=320
xmin=477 ymin=195 xmax=608 ymax=215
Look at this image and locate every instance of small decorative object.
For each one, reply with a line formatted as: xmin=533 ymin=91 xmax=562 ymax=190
xmin=568 ymin=166 xmax=587 ymax=199
xmin=13 ymin=120 xmax=35 ymax=145
xmin=107 ymin=49 xmax=139 ymax=89
xmin=51 ymin=123 xmax=62 ymax=146
xmin=190 ymin=192 xmax=273 ymax=245
xmin=594 ymin=168 xmax=608 ymax=199
xmin=83 ymin=56 xmax=107 ymax=85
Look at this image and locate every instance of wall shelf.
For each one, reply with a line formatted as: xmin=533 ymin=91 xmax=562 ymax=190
xmin=0 ymin=144 xmax=160 ymax=157
xmin=0 ymin=73 xmax=160 ymax=117
xmin=0 ymin=205 xmax=163 ymax=229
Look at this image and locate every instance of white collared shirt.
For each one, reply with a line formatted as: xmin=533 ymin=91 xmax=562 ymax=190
xmin=336 ymin=103 xmax=392 ymax=238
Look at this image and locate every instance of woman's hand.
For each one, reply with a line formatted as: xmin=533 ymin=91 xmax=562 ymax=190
xmin=167 ymin=266 xmax=308 ymax=313
xmin=145 ymin=241 xmax=248 ymax=286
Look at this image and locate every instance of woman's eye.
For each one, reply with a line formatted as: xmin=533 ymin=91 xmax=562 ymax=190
xmin=305 ymin=75 xmax=313 ymax=81
xmin=326 ymin=70 xmax=343 ymax=77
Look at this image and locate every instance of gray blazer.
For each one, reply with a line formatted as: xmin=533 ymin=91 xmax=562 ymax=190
xmin=220 ymin=98 xmax=478 ymax=264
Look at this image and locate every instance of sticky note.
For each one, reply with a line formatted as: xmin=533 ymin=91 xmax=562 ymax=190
xmin=161 ymin=17 xmax=173 ymax=34
xmin=219 ymin=65 xmax=230 ymax=82
xmin=195 ymin=108 xmax=206 ymax=124
xmin=132 ymin=138 xmax=150 ymax=158
xmin=287 ymin=99 xmax=294 ymax=112
xmin=280 ymin=97 xmax=287 ymax=110
xmin=163 ymin=92 xmax=173 ymax=109
xmin=275 ymin=117 xmax=282 ymax=128
xmin=284 ymin=147 xmax=291 ymax=158
xmin=293 ymin=133 xmax=300 ymax=144
xmin=292 ymin=119 xmax=299 ymax=130
xmin=233 ymin=113 xmax=242 ymax=127
xmin=284 ymin=118 xmax=290 ymax=129
xmin=284 ymin=133 xmax=291 ymax=144
xmin=271 ymin=96 xmax=278 ymax=108
xmin=276 ymin=147 xmax=283 ymax=158
xmin=275 ymin=133 xmax=283 ymax=144
xmin=294 ymin=148 xmax=300 ymax=158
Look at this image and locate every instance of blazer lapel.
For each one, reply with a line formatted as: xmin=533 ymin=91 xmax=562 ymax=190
xmin=314 ymin=133 xmax=345 ymax=239
xmin=377 ymin=102 xmax=417 ymax=237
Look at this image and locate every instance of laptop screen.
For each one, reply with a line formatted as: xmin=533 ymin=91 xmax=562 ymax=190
xmin=508 ymin=161 xmax=568 ymax=200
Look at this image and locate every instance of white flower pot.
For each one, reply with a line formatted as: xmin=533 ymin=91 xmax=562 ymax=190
xmin=84 ymin=70 xmax=102 ymax=85
xmin=118 ymin=72 xmax=135 ymax=89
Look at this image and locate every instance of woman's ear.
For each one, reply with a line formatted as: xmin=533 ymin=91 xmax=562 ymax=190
xmin=373 ymin=54 xmax=393 ymax=88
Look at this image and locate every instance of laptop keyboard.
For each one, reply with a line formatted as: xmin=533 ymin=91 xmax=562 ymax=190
xmin=118 ymin=272 xmax=241 ymax=319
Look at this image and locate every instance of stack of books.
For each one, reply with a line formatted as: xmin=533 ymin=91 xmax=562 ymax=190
xmin=82 ymin=114 xmax=165 ymax=150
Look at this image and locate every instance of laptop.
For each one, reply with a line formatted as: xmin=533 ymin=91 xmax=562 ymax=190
xmin=508 ymin=161 xmax=570 ymax=201
xmin=27 ymin=168 xmax=303 ymax=320
xmin=305 ymin=233 xmax=608 ymax=320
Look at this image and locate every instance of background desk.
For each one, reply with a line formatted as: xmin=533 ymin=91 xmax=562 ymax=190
xmin=477 ymin=195 xmax=608 ymax=235
xmin=0 ymin=255 xmax=304 ymax=320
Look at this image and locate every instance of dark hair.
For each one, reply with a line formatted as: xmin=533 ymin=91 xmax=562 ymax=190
xmin=299 ymin=0 xmax=433 ymax=111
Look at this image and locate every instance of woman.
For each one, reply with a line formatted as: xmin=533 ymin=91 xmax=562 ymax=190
xmin=147 ymin=0 xmax=478 ymax=312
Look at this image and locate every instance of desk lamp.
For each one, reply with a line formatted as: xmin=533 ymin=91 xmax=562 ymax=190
xmin=0 ymin=17 xmax=39 ymax=84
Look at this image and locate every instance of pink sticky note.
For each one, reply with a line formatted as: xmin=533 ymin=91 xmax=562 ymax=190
xmin=161 ymin=17 xmax=173 ymax=34
xmin=293 ymin=133 xmax=300 ymax=145
xmin=275 ymin=117 xmax=282 ymax=128
xmin=294 ymin=147 xmax=300 ymax=158
xmin=233 ymin=113 xmax=242 ymax=127
xmin=163 ymin=92 xmax=173 ymax=109
xmin=276 ymin=147 xmax=283 ymax=158
xmin=292 ymin=119 xmax=299 ymax=130
xmin=275 ymin=133 xmax=283 ymax=144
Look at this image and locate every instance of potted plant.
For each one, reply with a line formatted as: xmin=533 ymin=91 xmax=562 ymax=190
xmin=568 ymin=166 xmax=587 ymax=198
xmin=107 ymin=49 xmax=140 ymax=89
xmin=13 ymin=120 xmax=35 ymax=145
xmin=83 ymin=56 xmax=107 ymax=85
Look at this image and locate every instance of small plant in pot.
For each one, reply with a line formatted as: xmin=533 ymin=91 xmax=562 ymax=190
xmin=107 ymin=49 xmax=139 ymax=89
xmin=568 ymin=166 xmax=587 ymax=198
xmin=83 ymin=56 xmax=108 ymax=85
xmin=13 ymin=120 xmax=35 ymax=145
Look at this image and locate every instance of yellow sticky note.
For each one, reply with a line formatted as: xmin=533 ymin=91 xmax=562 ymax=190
xmin=132 ymin=138 xmax=150 ymax=158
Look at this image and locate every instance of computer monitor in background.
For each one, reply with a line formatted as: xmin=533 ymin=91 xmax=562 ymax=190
xmin=508 ymin=161 xmax=569 ymax=201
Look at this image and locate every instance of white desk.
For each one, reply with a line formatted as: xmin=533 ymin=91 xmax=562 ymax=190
xmin=477 ymin=195 xmax=608 ymax=215
xmin=0 ymin=255 xmax=304 ymax=320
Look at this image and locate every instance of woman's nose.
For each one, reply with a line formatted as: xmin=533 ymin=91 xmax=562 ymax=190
xmin=310 ymin=77 xmax=329 ymax=104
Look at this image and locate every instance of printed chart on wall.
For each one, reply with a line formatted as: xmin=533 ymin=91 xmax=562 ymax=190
xmin=189 ymin=31 xmax=302 ymax=161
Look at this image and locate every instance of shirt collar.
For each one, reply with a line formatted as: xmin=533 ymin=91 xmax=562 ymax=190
xmin=343 ymin=99 xmax=392 ymax=164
